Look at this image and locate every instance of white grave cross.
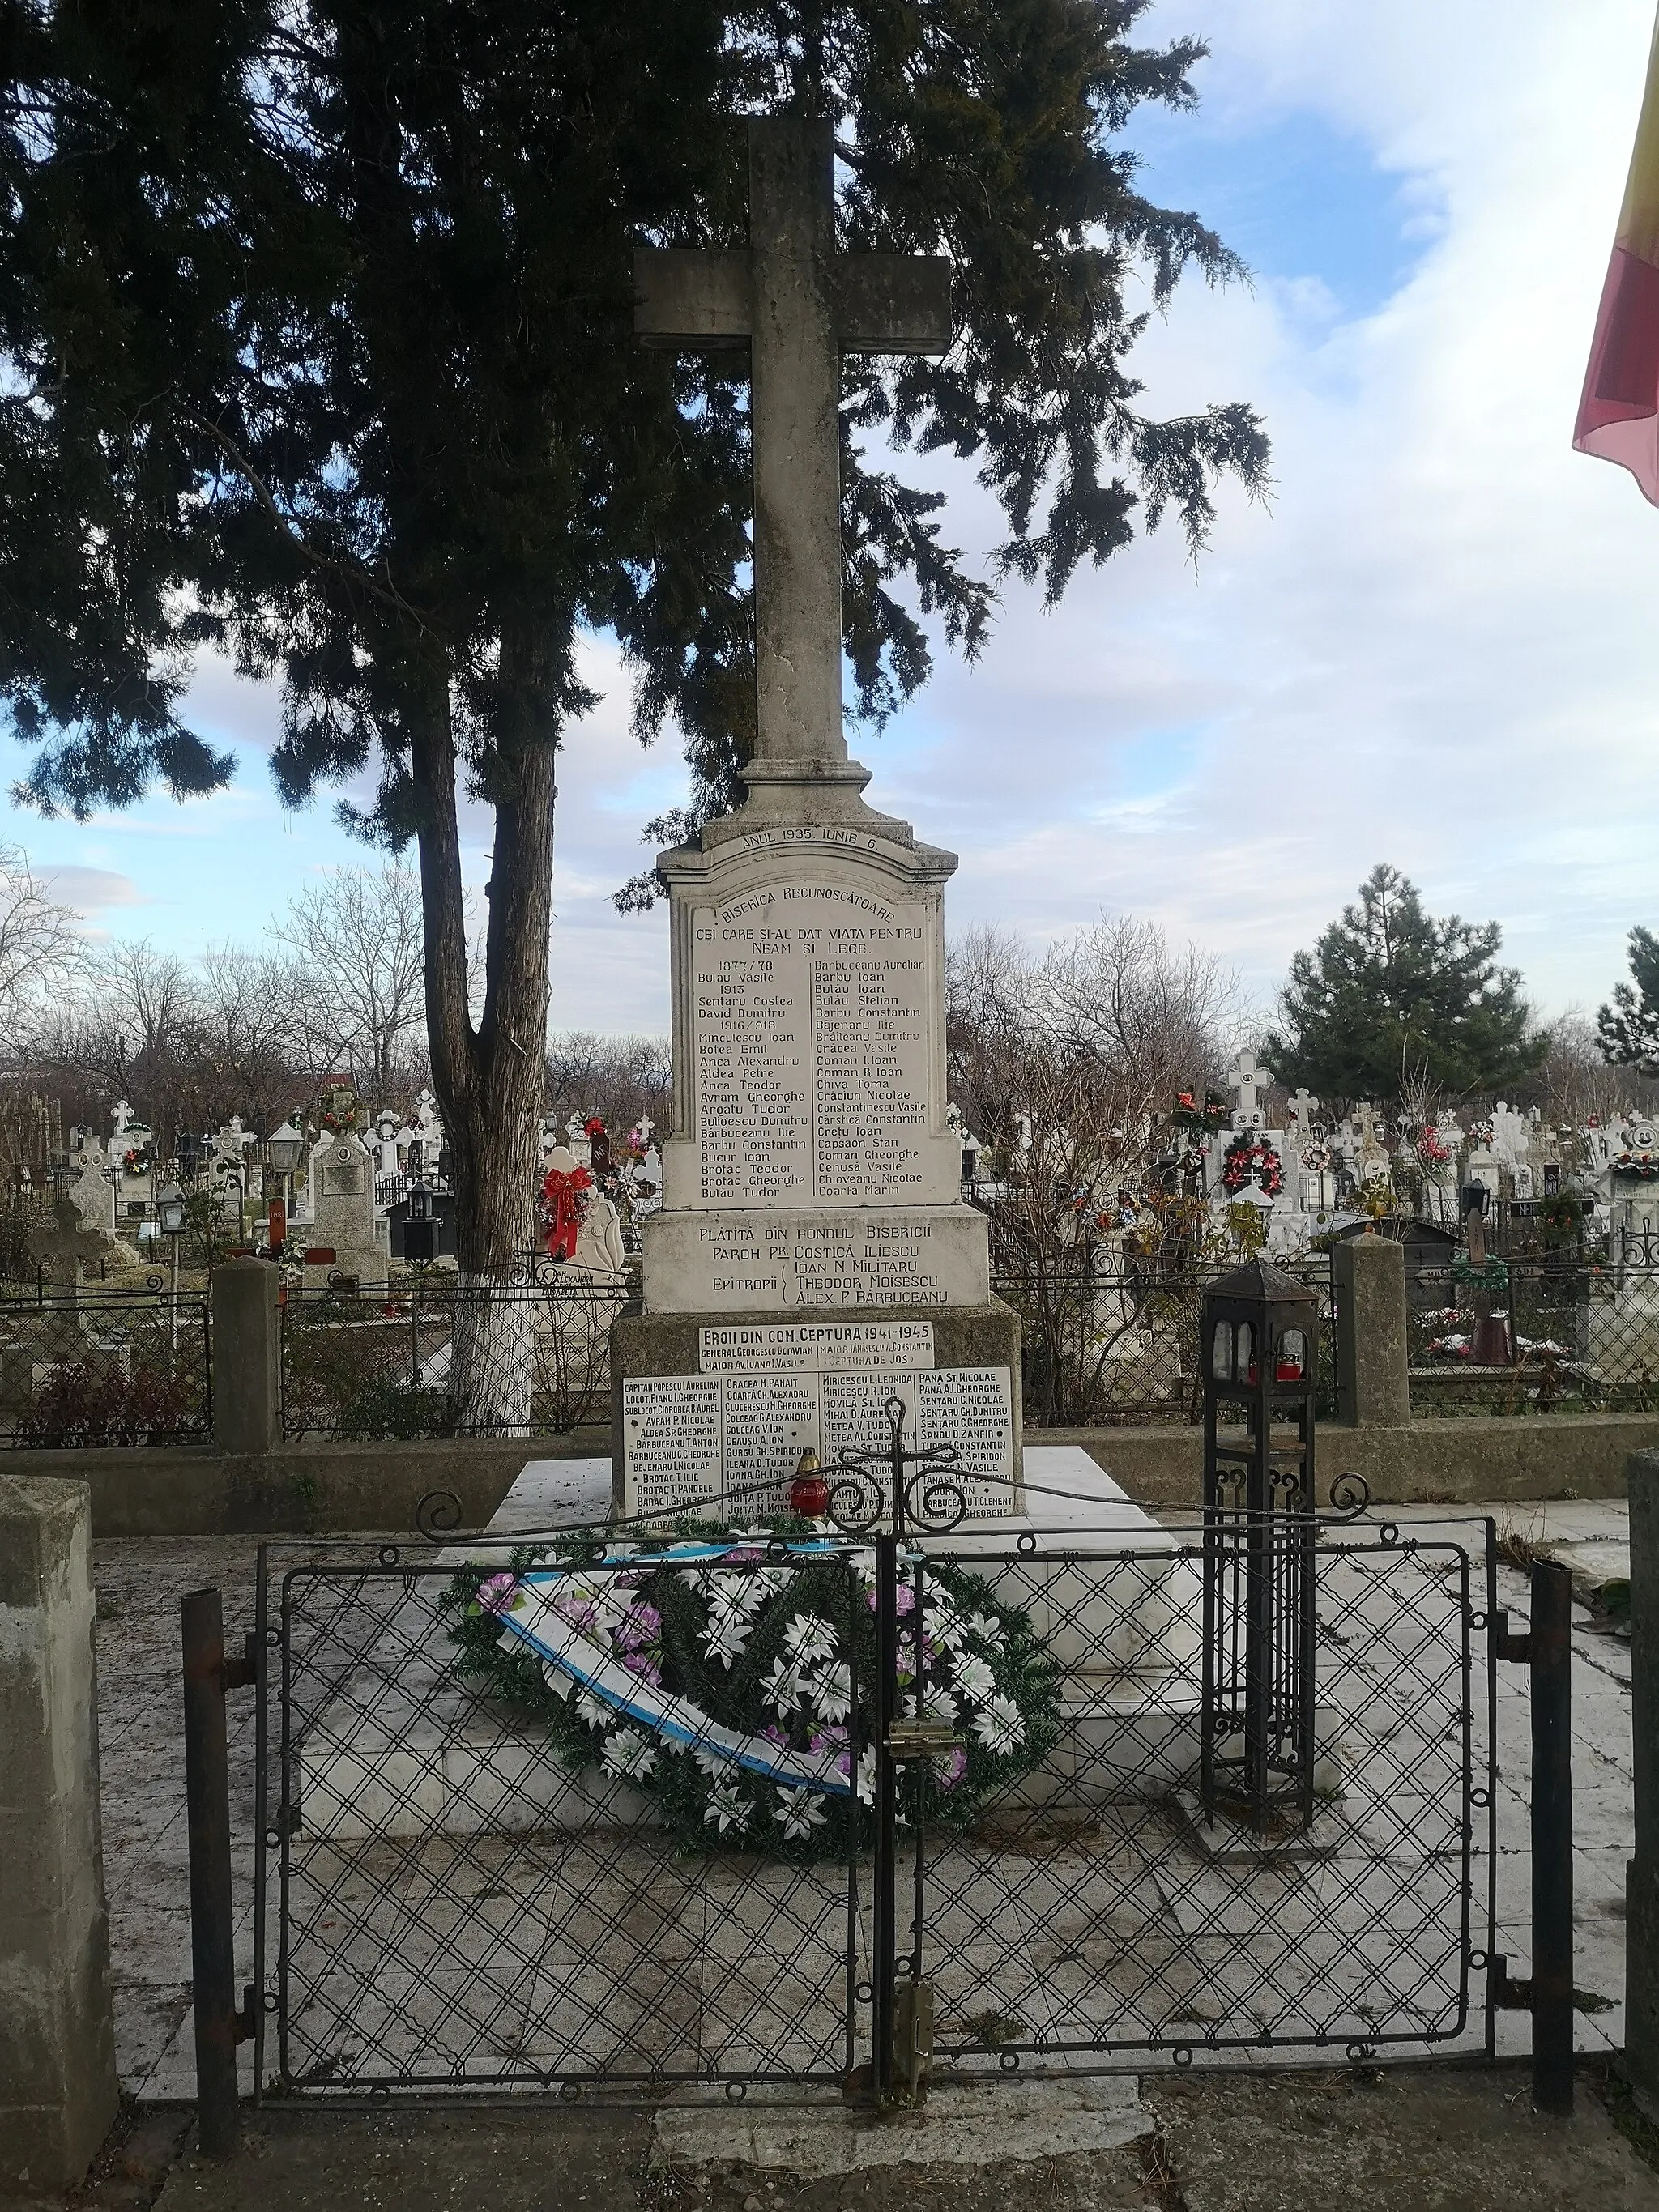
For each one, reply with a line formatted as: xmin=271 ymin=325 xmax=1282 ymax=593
xmin=1230 ymin=1051 xmax=1271 ymax=1130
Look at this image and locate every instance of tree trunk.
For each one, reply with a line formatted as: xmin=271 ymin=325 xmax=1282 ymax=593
xmin=409 ymin=643 xmax=557 ymax=1429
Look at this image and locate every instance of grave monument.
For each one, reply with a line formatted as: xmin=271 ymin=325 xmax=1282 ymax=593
xmin=611 ymin=116 xmax=1021 ymax=1523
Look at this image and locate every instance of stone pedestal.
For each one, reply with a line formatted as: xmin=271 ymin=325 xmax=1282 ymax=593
xmin=1332 ymin=1234 xmax=1410 ymax=1428
xmin=615 ymin=810 xmax=1023 ymax=1523
xmin=0 ymin=1477 xmax=120 ymax=2193
xmin=211 ymin=1258 xmax=281 ymax=1455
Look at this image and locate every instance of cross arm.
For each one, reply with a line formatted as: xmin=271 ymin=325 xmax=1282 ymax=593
xmin=830 ymin=257 xmax=951 ymax=355
xmin=633 ymin=249 xmax=752 ymax=350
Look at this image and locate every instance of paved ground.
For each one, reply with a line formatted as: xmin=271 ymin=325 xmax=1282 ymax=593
xmin=19 ymin=2062 xmax=1659 ymax=2212
xmin=91 ymin=1500 xmax=1636 ymax=2101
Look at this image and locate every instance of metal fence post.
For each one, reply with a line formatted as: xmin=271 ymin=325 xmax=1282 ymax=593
xmin=870 ymin=1531 xmax=898 ymax=2105
xmin=1529 ymin=1559 xmax=1575 ymax=2113
xmin=181 ymin=1588 xmax=256 ymax=2157
xmin=1495 ymin=1557 xmax=1575 ymax=2114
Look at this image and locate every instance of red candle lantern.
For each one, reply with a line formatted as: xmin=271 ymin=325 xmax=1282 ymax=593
xmin=789 ymin=1450 xmax=830 ymax=1520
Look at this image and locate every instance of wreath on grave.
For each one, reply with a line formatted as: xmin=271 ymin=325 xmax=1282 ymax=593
xmin=1614 ymin=1149 xmax=1659 ymax=1182
xmin=1221 ymin=1135 xmax=1283 ymax=1198
xmin=1452 ymin=1250 xmax=1509 ymax=1294
xmin=441 ymin=1526 xmax=1062 ymax=1864
xmin=1300 ymin=1142 xmax=1333 ymax=1173
xmin=120 ymin=1146 xmax=151 ymax=1174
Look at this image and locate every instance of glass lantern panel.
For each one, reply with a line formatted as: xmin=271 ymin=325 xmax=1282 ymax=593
xmin=1236 ymin=1322 xmax=1255 ymax=1384
xmin=1211 ymin=1319 xmax=1232 ymax=1379
xmin=1277 ymin=1327 xmax=1307 ymax=1383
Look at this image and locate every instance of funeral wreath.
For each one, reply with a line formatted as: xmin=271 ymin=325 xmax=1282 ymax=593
xmin=442 ymin=1524 xmax=1061 ymax=1861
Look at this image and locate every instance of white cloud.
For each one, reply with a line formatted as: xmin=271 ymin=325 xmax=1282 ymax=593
xmin=866 ymin=0 xmax=1659 ymax=1023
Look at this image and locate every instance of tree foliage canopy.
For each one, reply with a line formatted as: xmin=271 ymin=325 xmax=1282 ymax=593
xmin=2 ymin=0 xmax=1266 ymax=833
xmin=1265 ymin=864 xmax=1544 ymax=1109
xmin=0 ymin=0 xmax=1269 ymax=1263
xmin=1597 ymin=927 xmax=1659 ymax=1079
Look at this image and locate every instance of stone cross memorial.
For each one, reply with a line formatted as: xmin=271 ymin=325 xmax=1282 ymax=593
xmin=613 ymin=117 xmax=1021 ymax=1523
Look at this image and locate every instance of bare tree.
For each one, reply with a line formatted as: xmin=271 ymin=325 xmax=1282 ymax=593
xmin=273 ymin=866 xmax=426 ymax=1098
xmin=1536 ymin=1010 xmax=1653 ymax=1137
xmin=544 ymin=1031 xmax=673 ymax=1139
xmin=0 ymin=844 xmax=83 ymax=1049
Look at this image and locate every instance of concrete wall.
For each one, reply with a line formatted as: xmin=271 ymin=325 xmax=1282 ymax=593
xmin=10 ymin=1412 xmax=1653 ymax=1538
xmin=1034 ymin=1412 xmax=1659 ymax=1511
xmin=0 ymin=1477 xmax=120 ymax=2194
xmin=13 ymin=1432 xmax=601 ymax=1538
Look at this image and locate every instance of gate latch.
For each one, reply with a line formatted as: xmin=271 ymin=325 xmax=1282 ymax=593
xmin=885 ymin=1719 xmax=961 ymax=1761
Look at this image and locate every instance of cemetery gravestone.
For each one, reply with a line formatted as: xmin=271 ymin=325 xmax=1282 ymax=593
xmin=305 ymin=1131 xmax=386 ymax=1292
xmin=612 ymin=116 xmax=1020 ymax=1523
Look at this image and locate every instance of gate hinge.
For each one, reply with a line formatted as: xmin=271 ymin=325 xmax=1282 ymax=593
xmin=221 ymin=1632 xmax=259 ymax=1691
xmin=885 ymin=1719 xmax=961 ymax=1761
xmin=1492 ymin=1611 xmax=1534 ymax=1665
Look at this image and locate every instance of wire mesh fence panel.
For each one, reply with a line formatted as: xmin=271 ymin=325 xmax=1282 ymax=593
xmin=996 ymin=1264 xmax=1338 ymax=1428
xmin=259 ymin=1547 xmax=862 ymax=2095
xmin=0 ymin=1290 xmax=211 ymax=1447
xmin=906 ymin=1533 xmax=1486 ymax=2071
xmin=279 ymin=1278 xmax=636 ymax=1439
xmin=1409 ymin=1261 xmax=1659 ymax=1414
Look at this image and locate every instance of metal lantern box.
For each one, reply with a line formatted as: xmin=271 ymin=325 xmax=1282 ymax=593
xmin=1199 ymin=1258 xmax=1320 ymax=1834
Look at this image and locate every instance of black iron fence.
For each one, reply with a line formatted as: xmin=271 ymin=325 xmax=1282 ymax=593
xmin=279 ymin=1275 xmax=638 ymax=1440
xmin=1408 ymin=1259 xmax=1659 ymax=1413
xmin=993 ymin=1262 xmax=1338 ymax=1429
xmin=0 ymin=1289 xmax=211 ymax=1447
xmin=244 ymin=1511 xmax=1495 ymax=2095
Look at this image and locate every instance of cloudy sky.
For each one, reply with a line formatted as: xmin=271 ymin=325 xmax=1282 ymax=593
xmin=6 ymin=0 xmax=1657 ymax=1038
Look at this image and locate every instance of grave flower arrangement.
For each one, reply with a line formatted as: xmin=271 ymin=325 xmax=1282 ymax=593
xmin=441 ymin=1528 xmax=1061 ymax=1864
xmin=1220 ymin=1135 xmax=1282 ymax=1198
xmin=1171 ymin=1088 xmax=1229 ymax=1136
xmin=1614 ymin=1148 xmax=1659 ymax=1182
xmin=1416 ymin=1127 xmax=1453 ymax=1170
xmin=120 ymin=1144 xmax=151 ymax=1175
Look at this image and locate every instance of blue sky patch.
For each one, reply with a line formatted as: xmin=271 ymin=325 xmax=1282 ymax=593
xmin=1122 ymin=105 xmax=1435 ymax=324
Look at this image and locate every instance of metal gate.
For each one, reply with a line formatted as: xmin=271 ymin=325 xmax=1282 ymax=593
xmin=248 ymin=1473 xmax=1496 ymax=2099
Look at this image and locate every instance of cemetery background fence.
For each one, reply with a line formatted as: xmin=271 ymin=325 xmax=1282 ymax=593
xmin=245 ymin=1515 xmax=1498 ymax=2095
xmin=279 ymin=1276 xmax=637 ymax=1439
xmin=0 ymin=1287 xmax=211 ymax=1447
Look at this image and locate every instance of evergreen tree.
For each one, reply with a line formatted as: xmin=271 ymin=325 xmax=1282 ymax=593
xmin=1265 ymin=865 xmax=1544 ymax=1109
xmin=1597 ymin=927 xmax=1659 ymax=1077
xmin=0 ymin=0 xmax=1269 ymax=1269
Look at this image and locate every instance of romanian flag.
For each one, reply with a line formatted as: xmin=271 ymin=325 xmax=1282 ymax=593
xmin=1576 ymin=7 xmax=1659 ymax=501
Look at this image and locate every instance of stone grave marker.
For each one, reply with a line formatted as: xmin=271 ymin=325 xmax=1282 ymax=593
xmin=305 ymin=1131 xmax=386 ymax=1291
xmin=612 ymin=116 xmax=1020 ymax=1523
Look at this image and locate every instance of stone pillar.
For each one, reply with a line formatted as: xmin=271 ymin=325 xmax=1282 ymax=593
xmin=211 ymin=1258 xmax=281 ymax=1455
xmin=1628 ymin=1450 xmax=1659 ymax=2117
xmin=0 ymin=1477 xmax=120 ymax=2193
xmin=1331 ymin=1234 xmax=1410 ymax=1428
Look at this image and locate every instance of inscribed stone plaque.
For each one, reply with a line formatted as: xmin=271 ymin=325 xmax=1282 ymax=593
xmin=647 ymin=1208 xmax=988 ymax=1311
xmin=690 ymin=884 xmax=932 ymax=1206
xmin=620 ymin=1353 xmax=1015 ymax=1522
xmin=698 ymin=1319 xmax=935 ymax=1372
xmin=621 ymin=1375 xmax=723 ymax=1519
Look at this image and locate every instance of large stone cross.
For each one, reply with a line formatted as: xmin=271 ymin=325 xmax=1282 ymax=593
xmin=28 ymin=1195 xmax=112 ymax=1300
xmin=634 ymin=117 xmax=951 ymax=785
